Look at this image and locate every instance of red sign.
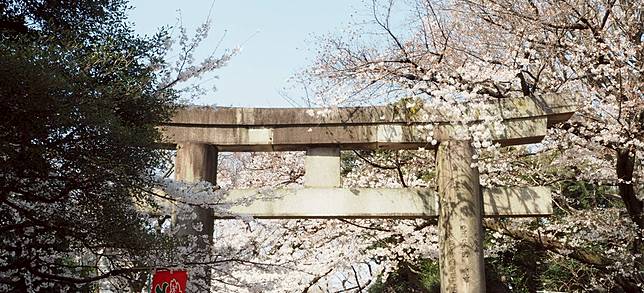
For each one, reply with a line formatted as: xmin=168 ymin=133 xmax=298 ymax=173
xmin=151 ymin=270 xmax=188 ymax=293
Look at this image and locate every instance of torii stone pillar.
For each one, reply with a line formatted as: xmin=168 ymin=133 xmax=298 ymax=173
xmin=437 ymin=140 xmax=485 ymax=293
xmin=175 ymin=143 xmax=217 ymax=290
xmin=304 ymin=147 xmax=341 ymax=188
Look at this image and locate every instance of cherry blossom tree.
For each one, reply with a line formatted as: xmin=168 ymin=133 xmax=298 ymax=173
xmin=203 ymin=151 xmax=439 ymax=292
xmin=5 ymin=0 xmax=639 ymax=291
xmin=148 ymin=0 xmax=642 ymax=291
xmin=448 ymin=1 xmax=643 ymax=290
xmin=285 ymin=0 xmax=643 ymax=291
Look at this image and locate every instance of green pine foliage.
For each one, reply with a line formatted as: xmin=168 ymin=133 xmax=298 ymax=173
xmin=0 ymin=0 xmax=179 ymax=291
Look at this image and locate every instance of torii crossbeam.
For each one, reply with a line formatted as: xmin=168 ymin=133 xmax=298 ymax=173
xmin=160 ymin=93 xmax=576 ymax=292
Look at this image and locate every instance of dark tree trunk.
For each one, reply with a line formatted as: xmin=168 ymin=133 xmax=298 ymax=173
xmin=616 ymin=148 xmax=643 ymax=292
xmin=617 ymin=149 xmax=641 ymax=233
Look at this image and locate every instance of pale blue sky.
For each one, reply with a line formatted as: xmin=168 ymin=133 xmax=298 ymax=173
xmin=129 ymin=0 xmax=367 ymax=107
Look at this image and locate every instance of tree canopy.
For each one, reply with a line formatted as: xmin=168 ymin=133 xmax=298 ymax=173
xmin=1 ymin=0 xmax=642 ymax=292
xmin=0 ymin=0 xmax=179 ymax=291
xmin=200 ymin=0 xmax=644 ymax=291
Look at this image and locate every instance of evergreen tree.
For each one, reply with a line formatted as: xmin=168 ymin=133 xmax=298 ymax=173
xmin=0 ymin=1 xmax=181 ymax=290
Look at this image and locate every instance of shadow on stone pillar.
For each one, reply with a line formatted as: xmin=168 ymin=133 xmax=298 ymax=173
xmin=437 ymin=140 xmax=485 ymax=293
xmin=175 ymin=143 xmax=217 ymax=291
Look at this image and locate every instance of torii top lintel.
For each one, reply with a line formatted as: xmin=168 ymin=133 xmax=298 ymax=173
xmin=161 ymin=93 xmax=577 ymax=151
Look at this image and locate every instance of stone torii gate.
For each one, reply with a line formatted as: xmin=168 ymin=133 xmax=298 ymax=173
xmin=160 ymin=94 xmax=576 ymax=292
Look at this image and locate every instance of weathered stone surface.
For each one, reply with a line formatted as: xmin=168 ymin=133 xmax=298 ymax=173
xmin=484 ymin=186 xmax=552 ymax=216
xmin=214 ymin=186 xmax=551 ymax=218
xmin=160 ymin=95 xmax=575 ymax=150
xmin=304 ymin=147 xmax=341 ymax=187
xmin=175 ymin=143 xmax=217 ymax=290
xmin=168 ymin=94 xmax=576 ymax=126
xmin=437 ymin=140 xmax=485 ymax=293
xmin=160 ymin=117 xmax=548 ymax=151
